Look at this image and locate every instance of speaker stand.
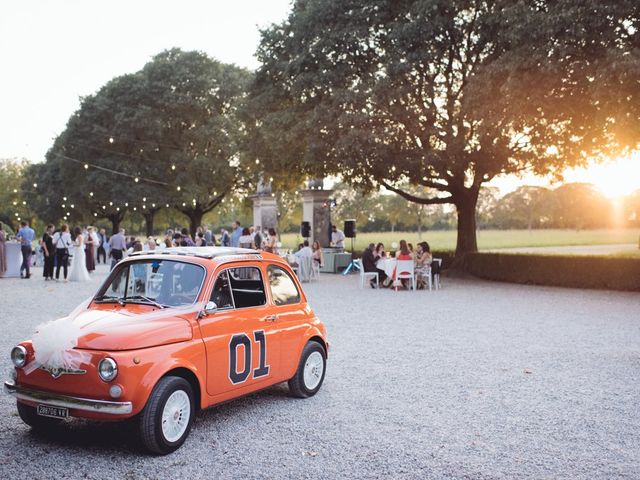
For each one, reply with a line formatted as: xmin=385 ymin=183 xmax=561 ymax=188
xmin=342 ymin=237 xmax=360 ymax=275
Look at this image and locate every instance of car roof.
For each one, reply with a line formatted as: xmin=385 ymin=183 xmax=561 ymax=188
xmin=129 ymin=246 xmax=261 ymax=260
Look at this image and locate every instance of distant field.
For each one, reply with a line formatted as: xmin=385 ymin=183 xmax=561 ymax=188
xmin=279 ymin=228 xmax=640 ymax=252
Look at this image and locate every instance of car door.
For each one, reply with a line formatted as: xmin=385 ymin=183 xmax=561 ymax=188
xmin=265 ymin=264 xmax=311 ymax=376
xmin=198 ymin=263 xmax=281 ymax=399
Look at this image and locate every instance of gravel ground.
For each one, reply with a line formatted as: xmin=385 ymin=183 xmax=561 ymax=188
xmin=0 ymin=263 xmax=639 ymax=479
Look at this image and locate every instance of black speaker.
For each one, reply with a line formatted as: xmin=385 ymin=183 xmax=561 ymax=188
xmin=344 ymin=219 xmax=356 ymax=238
xmin=301 ymin=221 xmax=311 ymax=238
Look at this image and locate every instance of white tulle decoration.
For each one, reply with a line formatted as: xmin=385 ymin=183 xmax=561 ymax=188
xmin=24 ymin=298 xmax=206 ymax=375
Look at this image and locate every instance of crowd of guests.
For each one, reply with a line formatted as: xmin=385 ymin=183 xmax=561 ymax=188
xmin=0 ymin=219 xmax=281 ymax=283
xmin=361 ymin=239 xmax=438 ymax=290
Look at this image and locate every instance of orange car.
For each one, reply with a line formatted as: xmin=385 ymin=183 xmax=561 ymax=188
xmin=5 ymin=247 xmax=328 ymax=454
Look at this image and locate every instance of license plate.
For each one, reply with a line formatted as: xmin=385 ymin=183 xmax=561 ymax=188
xmin=37 ymin=404 xmax=68 ymax=419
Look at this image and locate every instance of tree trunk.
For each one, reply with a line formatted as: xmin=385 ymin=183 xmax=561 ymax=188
xmin=452 ymin=190 xmax=480 ymax=268
xmin=186 ymin=210 xmax=204 ymax=239
xmin=143 ymin=211 xmax=156 ymax=238
xmin=108 ymin=212 xmax=125 ymax=235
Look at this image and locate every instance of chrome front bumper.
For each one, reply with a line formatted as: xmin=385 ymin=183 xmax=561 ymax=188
xmin=4 ymin=380 xmax=133 ymax=415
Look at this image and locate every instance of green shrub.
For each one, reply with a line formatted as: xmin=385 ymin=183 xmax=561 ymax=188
xmin=466 ymin=252 xmax=640 ymax=292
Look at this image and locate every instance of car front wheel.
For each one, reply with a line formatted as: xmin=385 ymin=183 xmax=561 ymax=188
xmin=288 ymin=341 xmax=326 ymax=398
xmin=139 ymin=376 xmax=195 ymax=455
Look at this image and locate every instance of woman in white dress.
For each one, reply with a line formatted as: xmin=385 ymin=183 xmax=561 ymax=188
xmin=68 ymin=226 xmax=91 ymax=282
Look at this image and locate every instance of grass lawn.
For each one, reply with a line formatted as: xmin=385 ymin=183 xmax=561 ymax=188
xmin=279 ymin=228 xmax=640 ymax=252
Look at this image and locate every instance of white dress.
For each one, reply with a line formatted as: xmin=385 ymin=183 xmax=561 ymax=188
xmin=69 ymin=236 xmax=91 ymax=282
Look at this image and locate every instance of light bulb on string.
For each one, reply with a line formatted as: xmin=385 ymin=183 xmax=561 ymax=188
xmin=152 ymin=203 xmax=156 ymax=208
xmin=62 ymin=204 xmax=65 ymax=208
xmin=22 ymin=201 xmax=25 ymax=205
xmin=63 ymin=197 xmax=67 ymax=201
xmin=134 ymin=177 xmax=139 ymax=183
xmin=84 ymin=164 xmax=89 ymax=169
xmin=171 ymin=165 xmax=176 ymax=170
xmin=109 ymin=137 xmax=114 ymax=144
xmin=109 ymin=202 xmax=113 ymax=206
xmin=94 ymin=213 xmax=97 ymax=217
xmin=142 ymin=197 xmax=146 ymax=202
xmin=177 ymin=186 xmax=181 ymax=191
xmin=116 ymin=207 xmax=120 ymax=211
xmin=133 ymin=207 xmax=137 ymax=211
xmin=33 ymin=183 xmax=37 ymax=188
xmin=165 ymin=204 xmax=169 ymax=208
xmin=70 ymin=204 xmax=74 ymax=208
xmin=13 ymin=189 xmax=17 ymax=193
xmin=102 ymin=206 xmax=106 ymax=210
xmin=89 ymin=192 xmax=94 ymax=197
xmin=125 ymin=202 xmax=128 ymax=207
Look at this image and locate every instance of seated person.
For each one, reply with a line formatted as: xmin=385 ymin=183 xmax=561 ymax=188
xmin=415 ymin=241 xmax=433 ymax=289
xmin=292 ymin=240 xmax=313 ymax=266
xmin=312 ymin=241 xmax=323 ymax=266
xmin=362 ymin=243 xmax=387 ymax=288
xmin=387 ymin=240 xmax=413 ymax=288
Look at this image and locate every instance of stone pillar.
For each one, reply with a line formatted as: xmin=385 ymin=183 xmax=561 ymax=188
xmin=300 ymin=189 xmax=334 ymax=247
xmin=251 ymin=194 xmax=278 ymax=231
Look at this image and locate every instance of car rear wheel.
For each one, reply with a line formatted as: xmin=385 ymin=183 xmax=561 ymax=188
xmin=16 ymin=401 xmax=64 ymax=430
xmin=139 ymin=376 xmax=195 ymax=455
xmin=288 ymin=341 xmax=326 ymax=398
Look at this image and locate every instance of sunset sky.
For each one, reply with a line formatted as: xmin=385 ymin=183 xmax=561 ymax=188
xmin=1 ymin=0 xmax=638 ymax=199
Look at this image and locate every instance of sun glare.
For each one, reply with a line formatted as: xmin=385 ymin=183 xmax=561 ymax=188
xmin=564 ymin=152 xmax=640 ymax=199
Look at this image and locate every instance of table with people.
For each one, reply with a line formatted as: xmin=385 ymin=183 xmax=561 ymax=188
xmin=360 ymin=240 xmax=440 ymax=290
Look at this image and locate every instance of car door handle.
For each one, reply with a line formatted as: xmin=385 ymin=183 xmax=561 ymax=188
xmin=265 ymin=314 xmax=278 ymax=322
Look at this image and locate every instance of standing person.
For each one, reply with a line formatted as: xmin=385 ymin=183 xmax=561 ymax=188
xmin=253 ymin=226 xmax=264 ymax=250
xmin=108 ymin=228 xmax=127 ymax=270
xmin=230 ymin=221 xmax=242 ymax=247
xmin=331 ymin=224 xmax=346 ymax=250
xmin=96 ymin=228 xmax=108 ymax=264
xmin=41 ymin=224 xmax=55 ymax=280
xmin=0 ymin=224 xmax=7 ymax=276
xmin=263 ymin=228 xmax=278 ymax=254
xmin=180 ymin=228 xmax=195 ymax=246
xmin=238 ymin=227 xmax=254 ymax=248
xmin=52 ymin=224 xmax=72 ymax=281
xmin=85 ymin=227 xmax=96 ymax=273
xmin=204 ymin=226 xmax=213 ymax=246
xmin=69 ymin=226 xmax=90 ymax=282
xmin=220 ymin=228 xmax=230 ymax=247
xmin=16 ymin=220 xmax=35 ymax=279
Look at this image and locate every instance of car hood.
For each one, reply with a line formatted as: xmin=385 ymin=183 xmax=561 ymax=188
xmin=70 ymin=308 xmax=194 ymax=351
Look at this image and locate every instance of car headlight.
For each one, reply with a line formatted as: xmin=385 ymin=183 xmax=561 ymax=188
xmin=98 ymin=357 xmax=118 ymax=382
xmin=11 ymin=345 xmax=27 ymax=368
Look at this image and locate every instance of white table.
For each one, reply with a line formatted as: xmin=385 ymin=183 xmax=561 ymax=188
xmin=376 ymin=257 xmax=397 ymax=279
xmin=3 ymin=242 xmax=23 ymax=278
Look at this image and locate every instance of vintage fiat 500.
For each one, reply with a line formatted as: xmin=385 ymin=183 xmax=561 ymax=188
xmin=5 ymin=247 xmax=328 ymax=454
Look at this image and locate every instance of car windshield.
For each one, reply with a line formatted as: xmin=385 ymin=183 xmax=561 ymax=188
xmin=96 ymin=259 xmax=205 ymax=308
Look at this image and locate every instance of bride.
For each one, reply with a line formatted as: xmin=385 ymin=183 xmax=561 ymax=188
xmin=68 ymin=226 xmax=91 ymax=282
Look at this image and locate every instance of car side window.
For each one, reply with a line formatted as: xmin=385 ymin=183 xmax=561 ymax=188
xmin=210 ymin=270 xmax=234 ymax=309
xmin=227 ymin=266 xmax=267 ymax=309
xmin=267 ymin=265 xmax=301 ymax=306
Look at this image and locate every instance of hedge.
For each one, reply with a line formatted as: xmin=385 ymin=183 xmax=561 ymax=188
xmin=465 ymin=252 xmax=640 ymax=292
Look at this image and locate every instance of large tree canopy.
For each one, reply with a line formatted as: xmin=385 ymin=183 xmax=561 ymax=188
xmin=30 ymin=49 xmax=253 ymax=235
xmin=248 ymin=0 xmax=639 ymax=260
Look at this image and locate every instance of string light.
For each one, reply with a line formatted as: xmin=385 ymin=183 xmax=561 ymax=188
xmin=171 ymin=165 xmax=176 ymax=170
xmin=134 ymin=177 xmax=139 ymax=183
xmin=109 ymin=137 xmax=114 ymax=143
xmin=84 ymin=164 xmax=89 ymax=169
xmin=176 ymin=186 xmax=181 ymax=191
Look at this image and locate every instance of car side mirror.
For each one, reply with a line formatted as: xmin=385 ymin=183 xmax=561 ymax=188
xmin=199 ymin=301 xmax=217 ymax=318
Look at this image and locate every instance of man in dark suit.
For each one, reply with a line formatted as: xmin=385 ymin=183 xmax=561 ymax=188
xmin=361 ymin=243 xmax=387 ymax=288
xmin=97 ymin=228 xmax=108 ymax=264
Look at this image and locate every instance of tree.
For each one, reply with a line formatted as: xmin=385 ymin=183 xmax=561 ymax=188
xmin=0 ymin=159 xmax=36 ymax=230
xmin=30 ymin=49 xmax=254 ymax=236
xmin=548 ymin=183 xmax=612 ymax=230
xmin=138 ymin=49 xmax=254 ymax=237
xmin=248 ymin=0 xmax=639 ymax=263
xmin=491 ymin=186 xmax=553 ymax=230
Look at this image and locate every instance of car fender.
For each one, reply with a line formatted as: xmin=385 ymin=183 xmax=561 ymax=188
xmin=283 ymin=324 xmax=328 ymax=380
xmin=123 ymin=341 xmax=207 ymax=415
